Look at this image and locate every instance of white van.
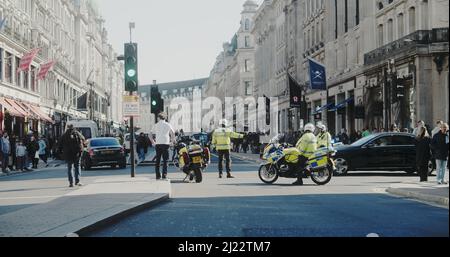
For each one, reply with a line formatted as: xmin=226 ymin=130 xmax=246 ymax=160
xmin=66 ymin=120 xmax=99 ymax=140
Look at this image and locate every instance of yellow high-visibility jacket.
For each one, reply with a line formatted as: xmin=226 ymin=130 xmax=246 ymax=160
xmin=317 ymin=131 xmax=332 ymax=148
xmin=295 ymin=132 xmax=317 ymax=158
xmin=212 ymin=128 xmax=244 ymax=151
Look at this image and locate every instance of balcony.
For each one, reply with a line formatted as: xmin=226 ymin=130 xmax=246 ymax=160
xmin=364 ymin=29 xmax=449 ymax=66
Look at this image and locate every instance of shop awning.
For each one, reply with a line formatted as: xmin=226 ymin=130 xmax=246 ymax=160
xmin=0 ymin=97 xmax=25 ymax=117
xmin=313 ymin=102 xmax=335 ymax=114
xmin=5 ymin=98 xmax=30 ymax=117
xmin=29 ymin=104 xmax=53 ymax=123
xmin=330 ymin=97 xmax=354 ymax=111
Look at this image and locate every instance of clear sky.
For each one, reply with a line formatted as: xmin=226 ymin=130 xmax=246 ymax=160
xmin=96 ymin=0 xmax=263 ymax=85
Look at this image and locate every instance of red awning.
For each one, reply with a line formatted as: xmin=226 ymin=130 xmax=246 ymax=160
xmin=4 ymin=98 xmax=30 ymax=117
xmin=0 ymin=97 xmax=24 ymax=117
xmin=28 ymin=104 xmax=53 ymax=123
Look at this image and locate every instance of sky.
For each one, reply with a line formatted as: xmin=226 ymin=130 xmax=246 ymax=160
xmin=96 ymin=0 xmax=263 ymax=85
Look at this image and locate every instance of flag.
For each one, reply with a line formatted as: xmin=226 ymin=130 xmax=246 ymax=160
xmin=37 ymin=61 xmax=56 ymax=80
xmin=289 ymin=74 xmax=302 ymax=108
xmin=0 ymin=18 xmax=6 ymax=31
xmin=308 ymin=58 xmax=327 ymax=90
xmin=17 ymin=48 xmax=40 ymax=73
xmin=77 ymin=92 xmax=88 ymax=110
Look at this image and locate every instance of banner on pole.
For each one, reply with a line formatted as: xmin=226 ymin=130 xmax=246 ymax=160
xmin=308 ymin=58 xmax=327 ymax=90
xmin=37 ymin=61 xmax=56 ymax=80
xmin=17 ymin=48 xmax=40 ymax=73
xmin=123 ymin=95 xmax=140 ymax=117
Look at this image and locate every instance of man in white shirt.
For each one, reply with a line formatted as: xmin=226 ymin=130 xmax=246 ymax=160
xmin=150 ymin=113 xmax=175 ymax=180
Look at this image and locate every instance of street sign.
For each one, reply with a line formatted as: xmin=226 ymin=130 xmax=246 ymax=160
xmin=123 ymin=95 xmax=140 ymax=117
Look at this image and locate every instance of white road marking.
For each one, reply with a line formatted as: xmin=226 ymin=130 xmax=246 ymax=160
xmin=0 ymin=195 xmax=61 ymax=200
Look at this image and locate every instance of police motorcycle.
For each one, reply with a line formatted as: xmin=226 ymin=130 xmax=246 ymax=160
xmin=175 ymin=138 xmax=211 ymax=183
xmin=258 ymin=134 xmax=335 ymax=185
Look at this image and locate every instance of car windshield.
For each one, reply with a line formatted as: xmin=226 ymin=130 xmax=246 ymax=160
xmin=90 ymin=138 xmax=120 ymax=147
xmin=77 ymin=128 xmax=92 ymax=139
xmin=351 ymin=134 xmax=378 ymax=146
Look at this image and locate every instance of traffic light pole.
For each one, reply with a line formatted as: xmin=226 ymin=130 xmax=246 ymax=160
xmin=130 ymin=91 xmax=135 ymax=178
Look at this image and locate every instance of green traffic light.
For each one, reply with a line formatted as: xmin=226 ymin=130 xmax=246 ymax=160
xmin=152 ymin=100 xmax=157 ymax=106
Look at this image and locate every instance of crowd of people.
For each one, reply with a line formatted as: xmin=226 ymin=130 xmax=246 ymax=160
xmin=1 ymin=130 xmax=52 ymax=174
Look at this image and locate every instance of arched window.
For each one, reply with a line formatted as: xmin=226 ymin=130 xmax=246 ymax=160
xmin=387 ymin=19 xmax=394 ymax=42
xmin=244 ymin=19 xmax=250 ymax=31
xmin=409 ymin=7 xmax=416 ymax=33
xmin=378 ymin=24 xmax=384 ymax=47
xmin=398 ymin=13 xmax=404 ymax=38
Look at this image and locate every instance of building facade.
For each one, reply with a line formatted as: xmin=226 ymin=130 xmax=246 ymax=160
xmin=0 ymin=0 xmax=124 ymax=140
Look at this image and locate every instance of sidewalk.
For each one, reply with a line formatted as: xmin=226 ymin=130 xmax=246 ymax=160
xmin=0 ymin=158 xmax=65 ymax=178
xmin=0 ymin=176 xmax=171 ymax=237
xmin=387 ymin=181 xmax=449 ymax=208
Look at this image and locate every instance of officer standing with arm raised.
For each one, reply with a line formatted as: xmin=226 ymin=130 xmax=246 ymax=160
xmin=212 ymin=119 xmax=244 ymax=178
xmin=294 ymin=123 xmax=318 ymax=186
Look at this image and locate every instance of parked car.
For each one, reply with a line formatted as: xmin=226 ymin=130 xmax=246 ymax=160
xmin=333 ymin=133 xmax=430 ymax=176
xmin=81 ymin=137 xmax=126 ymax=170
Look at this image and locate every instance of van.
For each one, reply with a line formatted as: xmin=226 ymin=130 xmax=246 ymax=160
xmin=66 ymin=120 xmax=99 ymax=140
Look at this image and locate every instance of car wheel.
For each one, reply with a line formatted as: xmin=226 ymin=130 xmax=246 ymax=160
xmin=334 ymin=158 xmax=349 ymax=176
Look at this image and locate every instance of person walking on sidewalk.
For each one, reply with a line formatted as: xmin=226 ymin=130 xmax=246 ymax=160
xmin=149 ymin=113 xmax=175 ymax=180
xmin=212 ymin=119 xmax=244 ymax=179
xmin=415 ymin=127 xmax=431 ymax=182
xmin=136 ymin=132 xmax=148 ymax=163
xmin=38 ymin=136 xmax=49 ymax=167
xmin=431 ymin=123 xmax=449 ymax=185
xmin=16 ymin=140 xmax=27 ymax=172
xmin=0 ymin=132 xmax=11 ymax=174
xmin=27 ymin=136 xmax=39 ymax=169
xmin=61 ymin=124 xmax=85 ymax=187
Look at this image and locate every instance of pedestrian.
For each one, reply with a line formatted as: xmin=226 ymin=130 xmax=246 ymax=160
xmin=415 ymin=127 xmax=431 ymax=182
xmin=16 ymin=140 xmax=27 ymax=172
xmin=27 ymin=136 xmax=39 ymax=169
xmin=432 ymin=120 xmax=444 ymax=138
xmin=413 ymin=120 xmax=425 ymax=137
xmin=38 ymin=136 xmax=49 ymax=167
xmin=390 ymin=124 xmax=400 ymax=132
xmin=136 ymin=132 xmax=148 ymax=163
xmin=149 ymin=113 xmax=175 ymax=180
xmin=212 ymin=119 xmax=244 ymax=178
xmin=338 ymin=128 xmax=350 ymax=145
xmin=61 ymin=124 xmax=85 ymax=187
xmin=362 ymin=127 xmax=371 ymax=138
xmin=0 ymin=132 xmax=11 ymax=174
xmin=431 ymin=123 xmax=449 ymax=185
xmin=9 ymin=134 xmax=17 ymax=171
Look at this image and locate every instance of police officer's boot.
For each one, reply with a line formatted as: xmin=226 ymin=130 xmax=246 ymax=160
xmin=292 ymin=171 xmax=304 ymax=186
xmin=227 ymin=172 xmax=235 ymax=178
xmin=219 ymin=172 xmax=223 ymax=178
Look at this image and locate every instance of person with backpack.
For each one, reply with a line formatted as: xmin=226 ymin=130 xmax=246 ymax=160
xmin=61 ymin=124 xmax=85 ymax=187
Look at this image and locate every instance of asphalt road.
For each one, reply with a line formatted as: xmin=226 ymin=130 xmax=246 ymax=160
xmin=83 ymin=155 xmax=449 ymax=237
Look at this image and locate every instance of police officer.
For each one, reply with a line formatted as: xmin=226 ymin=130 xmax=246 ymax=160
xmin=212 ymin=119 xmax=244 ymax=178
xmin=316 ymin=123 xmax=332 ymax=148
xmin=294 ymin=123 xmax=318 ymax=185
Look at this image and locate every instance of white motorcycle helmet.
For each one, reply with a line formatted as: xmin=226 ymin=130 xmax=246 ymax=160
xmin=219 ymin=119 xmax=228 ymax=127
xmin=304 ymin=123 xmax=316 ymax=133
xmin=317 ymin=123 xmax=327 ymax=132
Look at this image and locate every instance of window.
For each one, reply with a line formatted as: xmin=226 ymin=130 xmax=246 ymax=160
xmin=244 ymin=19 xmax=250 ymax=31
xmin=392 ymin=136 xmax=415 ymax=146
xmin=409 ymin=7 xmax=416 ymax=33
xmin=244 ymin=59 xmax=250 ymax=72
xmin=344 ymin=0 xmax=348 ymax=33
xmin=378 ymin=24 xmax=384 ymax=47
xmin=387 ymin=19 xmax=394 ymax=42
xmin=0 ymin=48 xmax=2 ymax=81
xmin=373 ymin=136 xmax=394 ymax=146
xmin=398 ymin=13 xmax=404 ymax=38
xmin=355 ymin=0 xmax=360 ymax=25
xmin=245 ymin=81 xmax=252 ymax=96
xmin=245 ymin=36 xmax=250 ymax=47
xmin=15 ymin=57 xmax=21 ymax=86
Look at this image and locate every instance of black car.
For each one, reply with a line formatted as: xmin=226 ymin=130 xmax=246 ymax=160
xmin=333 ymin=133 xmax=426 ymax=175
xmin=81 ymin=138 xmax=126 ymax=170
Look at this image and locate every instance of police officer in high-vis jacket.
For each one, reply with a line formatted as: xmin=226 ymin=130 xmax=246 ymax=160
xmin=212 ymin=119 xmax=244 ymax=178
xmin=294 ymin=123 xmax=318 ymax=185
xmin=316 ymin=123 xmax=332 ymax=149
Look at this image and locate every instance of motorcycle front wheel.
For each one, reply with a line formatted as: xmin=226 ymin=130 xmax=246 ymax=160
xmin=310 ymin=165 xmax=333 ymax=186
xmin=258 ymin=164 xmax=279 ymax=184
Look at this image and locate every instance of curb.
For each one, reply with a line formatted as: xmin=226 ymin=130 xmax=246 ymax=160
xmin=386 ymin=188 xmax=449 ymax=208
xmin=72 ymin=193 xmax=170 ymax=237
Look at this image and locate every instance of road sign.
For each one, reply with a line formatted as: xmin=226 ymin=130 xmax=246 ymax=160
xmin=123 ymin=95 xmax=140 ymax=117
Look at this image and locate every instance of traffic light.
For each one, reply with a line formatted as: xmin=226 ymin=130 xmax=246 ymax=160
xmin=393 ymin=77 xmax=406 ymax=102
xmin=151 ymin=86 xmax=164 ymax=114
xmin=124 ymin=43 xmax=138 ymax=92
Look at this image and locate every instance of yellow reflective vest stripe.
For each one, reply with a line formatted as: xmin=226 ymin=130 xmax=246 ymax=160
xmin=295 ymin=132 xmax=317 ymax=158
xmin=212 ymin=128 xmax=244 ymax=150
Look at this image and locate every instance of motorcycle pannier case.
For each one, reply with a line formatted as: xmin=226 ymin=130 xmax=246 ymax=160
xmin=308 ymin=148 xmax=329 ymax=169
xmin=283 ymin=148 xmax=301 ymax=164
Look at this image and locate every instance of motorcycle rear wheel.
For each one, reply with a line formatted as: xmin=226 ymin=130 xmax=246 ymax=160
xmin=310 ymin=165 xmax=333 ymax=186
xmin=259 ymin=164 xmax=279 ymax=184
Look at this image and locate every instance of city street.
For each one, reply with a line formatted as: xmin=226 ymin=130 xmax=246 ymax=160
xmin=83 ymin=154 xmax=447 ymax=237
